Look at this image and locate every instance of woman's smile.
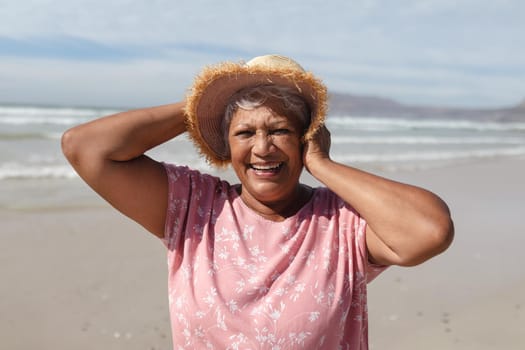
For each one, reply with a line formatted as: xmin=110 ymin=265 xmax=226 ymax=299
xmin=228 ymin=100 xmax=305 ymax=209
xmin=249 ymin=162 xmax=284 ymax=175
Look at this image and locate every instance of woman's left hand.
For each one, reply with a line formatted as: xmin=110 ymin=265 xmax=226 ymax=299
xmin=303 ymin=124 xmax=332 ymax=174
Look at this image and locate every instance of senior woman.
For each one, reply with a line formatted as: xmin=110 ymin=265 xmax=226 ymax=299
xmin=62 ymin=54 xmax=453 ymax=349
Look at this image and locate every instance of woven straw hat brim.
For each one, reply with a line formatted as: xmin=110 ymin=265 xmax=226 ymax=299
xmin=185 ymin=61 xmax=328 ymax=167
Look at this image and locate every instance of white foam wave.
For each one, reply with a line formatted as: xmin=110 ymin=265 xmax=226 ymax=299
xmin=0 ymin=131 xmax=62 ymax=141
xmin=331 ymin=135 xmax=525 ymax=145
xmin=327 ymin=116 xmax=525 ymax=132
xmin=0 ymin=105 xmax=120 ymax=126
xmin=2 ymin=145 xmax=523 ymax=181
xmin=0 ymin=163 xmax=77 ymax=180
xmin=332 ymin=146 xmax=525 ymax=163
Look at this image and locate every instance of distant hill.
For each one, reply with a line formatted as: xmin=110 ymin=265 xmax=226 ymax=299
xmin=328 ymin=92 xmax=525 ymax=122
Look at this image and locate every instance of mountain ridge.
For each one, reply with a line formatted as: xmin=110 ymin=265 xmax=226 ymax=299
xmin=328 ymin=92 xmax=525 ymax=122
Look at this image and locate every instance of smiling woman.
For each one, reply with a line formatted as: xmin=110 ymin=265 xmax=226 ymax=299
xmin=227 ymin=90 xmax=307 ymax=220
xmin=62 ymin=54 xmax=453 ymax=349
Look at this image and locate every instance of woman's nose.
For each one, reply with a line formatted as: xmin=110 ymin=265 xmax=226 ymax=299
xmin=253 ymin=132 xmax=274 ymax=155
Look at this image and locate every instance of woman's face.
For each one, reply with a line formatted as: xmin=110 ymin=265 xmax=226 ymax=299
xmin=228 ymin=98 xmax=304 ymax=207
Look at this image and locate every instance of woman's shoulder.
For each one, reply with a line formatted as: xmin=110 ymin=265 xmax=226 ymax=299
xmin=310 ymin=186 xmax=360 ymax=216
xmin=311 ymin=186 xmax=342 ymax=205
xmin=162 ymin=163 xmax=234 ymax=191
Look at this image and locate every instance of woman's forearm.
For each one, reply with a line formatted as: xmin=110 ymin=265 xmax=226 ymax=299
xmin=308 ymin=158 xmax=454 ymax=266
xmin=62 ymin=102 xmax=187 ymax=165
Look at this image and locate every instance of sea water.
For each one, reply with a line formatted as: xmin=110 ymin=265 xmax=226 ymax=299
xmin=1 ymin=104 xmax=525 ymax=181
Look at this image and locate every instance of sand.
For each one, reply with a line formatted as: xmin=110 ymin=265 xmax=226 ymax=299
xmin=1 ymin=158 xmax=524 ymax=349
xmin=368 ymin=158 xmax=525 ymax=349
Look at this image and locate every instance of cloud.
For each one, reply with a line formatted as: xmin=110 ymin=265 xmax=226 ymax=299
xmin=0 ymin=35 xmax=257 ymax=62
xmin=0 ymin=0 xmax=524 ymax=107
xmin=0 ymin=56 xmax=197 ymax=107
xmin=0 ymin=36 xmax=144 ymax=61
xmin=313 ymin=57 xmax=525 ymax=107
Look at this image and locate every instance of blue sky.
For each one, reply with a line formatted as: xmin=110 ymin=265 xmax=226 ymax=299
xmin=0 ymin=0 xmax=524 ymax=108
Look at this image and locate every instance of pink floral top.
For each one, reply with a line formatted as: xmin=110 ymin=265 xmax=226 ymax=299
xmin=162 ymin=164 xmax=386 ymax=349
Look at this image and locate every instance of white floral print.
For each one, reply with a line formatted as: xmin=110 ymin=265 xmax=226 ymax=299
xmin=162 ymin=164 xmax=386 ymax=349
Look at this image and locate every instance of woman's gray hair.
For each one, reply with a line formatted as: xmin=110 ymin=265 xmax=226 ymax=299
xmin=222 ymin=85 xmax=311 ymax=155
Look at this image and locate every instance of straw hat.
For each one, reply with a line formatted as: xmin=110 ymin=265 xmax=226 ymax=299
xmin=184 ymin=54 xmax=328 ymax=167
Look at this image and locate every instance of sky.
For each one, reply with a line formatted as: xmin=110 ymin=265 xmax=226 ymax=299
xmin=0 ymin=0 xmax=524 ymax=109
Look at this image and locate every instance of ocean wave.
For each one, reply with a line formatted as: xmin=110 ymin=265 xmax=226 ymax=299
xmin=2 ymin=145 xmax=524 ymax=181
xmin=0 ymin=105 xmax=120 ymax=126
xmin=0 ymin=164 xmax=77 ymax=180
xmin=0 ymin=132 xmax=62 ymax=141
xmin=331 ymin=135 xmax=525 ymax=145
xmin=332 ymin=146 xmax=525 ymax=163
xmin=327 ymin=116 xmax=525 ymax=132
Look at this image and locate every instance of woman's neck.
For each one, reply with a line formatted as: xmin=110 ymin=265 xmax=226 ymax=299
xmin=238 ymin=184 xmax=313 ymax=222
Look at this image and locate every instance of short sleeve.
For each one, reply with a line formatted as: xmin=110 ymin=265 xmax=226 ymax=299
xmin=363 ymin=225 xmax=389 ymax=283
xmin=339 ymin=199 xmax=388 ymax=284
xmin=161 ymin=163 xmax=224 ymax=251
xmin=366 ymin=260 xmax=388 ymax=283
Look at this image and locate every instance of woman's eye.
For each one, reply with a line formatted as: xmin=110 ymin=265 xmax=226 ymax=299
xmin=234 ymin=130 xmax=254 ymax=137
xmin=271 ymin=129 xmax=290 ymax=135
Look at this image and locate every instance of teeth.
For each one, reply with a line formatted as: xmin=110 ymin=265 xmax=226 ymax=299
xmin=251 ymin=163 xmax=282 ymax=171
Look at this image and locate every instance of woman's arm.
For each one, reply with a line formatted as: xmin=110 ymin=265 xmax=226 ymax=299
xmin=61 ymin=102 xmax=187 ymax=238
xmin=304 ymin=126 xmax=454 ymax=266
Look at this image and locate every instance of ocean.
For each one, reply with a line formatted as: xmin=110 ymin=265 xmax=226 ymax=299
xmin=1 ymin=104 xmax=525 ymax=181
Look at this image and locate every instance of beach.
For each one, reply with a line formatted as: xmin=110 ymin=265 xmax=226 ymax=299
xmin=1 ymin=157 xmax=524 ymax=349
xmin=367 ymin=158 xmax=525 ymax=349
